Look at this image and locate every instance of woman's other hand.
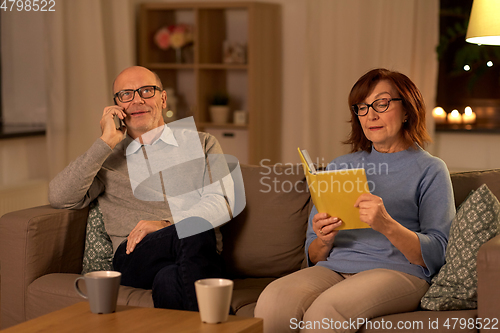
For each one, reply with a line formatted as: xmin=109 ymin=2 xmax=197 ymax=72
xmin=354 ymin=193 xmax=426 ymax=266
xmin=354 ymin=193 xmax=394 ymax=234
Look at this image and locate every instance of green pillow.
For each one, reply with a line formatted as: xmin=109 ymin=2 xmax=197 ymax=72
xmin=421 ymin=184 xmax=500 ymax=310
xmin=81 ymin=200 xmax=114 ymax=274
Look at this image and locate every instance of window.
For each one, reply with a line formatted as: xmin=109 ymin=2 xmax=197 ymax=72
xmin=436 ymin=0 xmax=500 ymax=131
xmin=0 ymin=11 xmax=46 ymax=138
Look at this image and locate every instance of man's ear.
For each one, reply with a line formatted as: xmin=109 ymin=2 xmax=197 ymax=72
xmin=161 ymin=90 xmax=167 ymax=109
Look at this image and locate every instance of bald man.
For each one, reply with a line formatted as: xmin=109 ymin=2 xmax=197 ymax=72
xmin=49 ymin=66 xmax=228 ymax=311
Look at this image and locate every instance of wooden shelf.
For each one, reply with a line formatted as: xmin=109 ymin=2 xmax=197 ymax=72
xmin=198 ymin=122 xmax=248 ymax=130
xmin=198 ymin=64 xmax=248 ymax=70
xmin=146 ymin=63 xmax=196 ymax=70
xmin=146 ymin=63 xmax=247 ymax=70
xmin=138 ymin=2 xmax=282 ymax=164
xmin=435 ymin=122 xmax=500 ymax=133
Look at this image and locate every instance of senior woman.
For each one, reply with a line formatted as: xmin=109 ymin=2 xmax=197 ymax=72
xmin=254 ymin=68 xmax=455 ymax=333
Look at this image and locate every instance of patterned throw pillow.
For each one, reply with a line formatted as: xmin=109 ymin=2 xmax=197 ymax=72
xmin=421 ymin=184 xmax=500 ymax=310
xmin=81 ymin=200 xmax=114 ymax=274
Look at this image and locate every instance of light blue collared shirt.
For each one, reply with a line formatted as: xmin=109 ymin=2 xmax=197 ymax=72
xmin=125 ymin=124 xmax=179 ymax=156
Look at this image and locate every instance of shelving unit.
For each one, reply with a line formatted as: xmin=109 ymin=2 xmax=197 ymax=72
xmin=138 ymin=2 xmax=282 ymax=165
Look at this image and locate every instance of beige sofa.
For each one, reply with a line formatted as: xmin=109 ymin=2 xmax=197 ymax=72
xmin=1 ymin=164 xmax=499 ymax=332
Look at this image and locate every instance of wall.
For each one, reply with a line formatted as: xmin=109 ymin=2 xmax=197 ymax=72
xmin=0 ymin=136 xmax=48 ymax=186
xmin=434 ymin=132 xmax=500 ymax=172
xmin=0 ymin=136 xmax=49 ymax=216
xmin=1 ymin=11 xmax=50 ymax=217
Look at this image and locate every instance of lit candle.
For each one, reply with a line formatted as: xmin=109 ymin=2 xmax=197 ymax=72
xmin=447 ymin=109 xmax=462 ymax=124
xmin=432 ymin=107 xmax=447 ymax=124
xmin=462 ymin=106 xmax=476 ymax=124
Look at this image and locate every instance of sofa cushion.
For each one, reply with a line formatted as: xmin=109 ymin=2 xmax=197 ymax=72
xmin=27 ymin=273 xmax=84 ymax=321
xmin=421 ymin=184 xmax=500 ymax=310
xmin=450 ymin=169 xmax=500 ymax=209
xmin=221 ymin=164 xmax=312 ymax=278
xmin=81 ymin=201 xmax=113 ymax=274
xmin=232 ymin=277 xmax=276 ymax=315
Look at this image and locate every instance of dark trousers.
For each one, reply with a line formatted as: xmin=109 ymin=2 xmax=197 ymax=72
xmin=113 ymin=218 xmax=224 ymax=311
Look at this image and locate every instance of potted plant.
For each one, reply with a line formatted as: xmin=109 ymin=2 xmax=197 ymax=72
xmin=209 ymin=92 xmax=230 ymax=124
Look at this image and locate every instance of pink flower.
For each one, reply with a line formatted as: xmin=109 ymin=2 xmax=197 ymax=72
xmin=154 ymin=27 xmax=170 ymax=50
xmin=154 ymin=24 xmax=193 ymax=50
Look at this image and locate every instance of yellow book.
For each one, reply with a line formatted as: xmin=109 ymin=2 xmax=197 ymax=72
xmin=298 ymin=148 xmax=370 ymax=230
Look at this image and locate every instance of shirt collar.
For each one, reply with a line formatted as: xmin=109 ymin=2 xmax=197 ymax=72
xmin=125 ymin=124 xmax=179 ymax=156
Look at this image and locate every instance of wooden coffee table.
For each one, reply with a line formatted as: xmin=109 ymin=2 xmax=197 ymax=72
xmin=2 ymin=302 xmax=263 ymax=333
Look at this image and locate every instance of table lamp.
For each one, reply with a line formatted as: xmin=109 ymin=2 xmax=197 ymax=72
xmin=466 ymin=0 xmax=500 ymax=45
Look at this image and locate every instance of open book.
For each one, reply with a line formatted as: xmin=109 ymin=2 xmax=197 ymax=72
xmin=298 ymin=148 xmax=370 ymax=230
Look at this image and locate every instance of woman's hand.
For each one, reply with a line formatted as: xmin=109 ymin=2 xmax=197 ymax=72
xmin=308 ymin=213 xmax=343 ymax=264
xmin=354 ymin=193 xmax=395 ymax=234
xmin=126 ymin=220 xmax=171 ymax=254
xmin=354 ymin=193 xmax=426 ymax=267
xmin=313 ymin=213 xmax=343 ymax=246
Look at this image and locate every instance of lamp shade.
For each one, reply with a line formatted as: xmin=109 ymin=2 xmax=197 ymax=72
xmin=466 ymin=0 xmax=500 ymax=45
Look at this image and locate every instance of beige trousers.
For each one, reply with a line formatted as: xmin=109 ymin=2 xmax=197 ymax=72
xmin=254 ymin=266 xmax=429 ymax=333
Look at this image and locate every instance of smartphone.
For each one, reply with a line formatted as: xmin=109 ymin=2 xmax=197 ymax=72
xmin=113 ymin=115 xmax=125 ymax=130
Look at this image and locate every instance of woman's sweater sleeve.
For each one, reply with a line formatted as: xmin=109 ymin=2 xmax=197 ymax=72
xmin=416 ymin=158 xmax=455 ymax=277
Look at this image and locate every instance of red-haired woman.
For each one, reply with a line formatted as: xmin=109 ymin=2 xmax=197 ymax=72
xmin=255 ymin=68 xmax=454 ymax=333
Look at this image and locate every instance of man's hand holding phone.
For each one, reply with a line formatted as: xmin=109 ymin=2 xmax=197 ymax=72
xmin=100 ymin=106 xmax=127 ymax=149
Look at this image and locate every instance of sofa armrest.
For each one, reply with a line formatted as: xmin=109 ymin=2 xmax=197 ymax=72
xmin=0 ymin=205 xmax=88 ymax=328
xmin=477 ymin=234 xmax=500 ymax=321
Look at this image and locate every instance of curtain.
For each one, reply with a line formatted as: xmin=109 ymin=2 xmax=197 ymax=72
xmin=45 ymin=0 xmax=135 ymax=178
xmin=283 ymin=0 xmax=439 ymax=163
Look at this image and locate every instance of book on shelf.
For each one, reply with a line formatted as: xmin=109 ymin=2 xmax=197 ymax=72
xmin=298 ymin=147 xmax=370 ymax=230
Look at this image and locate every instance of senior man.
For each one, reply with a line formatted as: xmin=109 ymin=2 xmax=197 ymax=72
xmin=49 ymin=66 xmax=232 ymax=311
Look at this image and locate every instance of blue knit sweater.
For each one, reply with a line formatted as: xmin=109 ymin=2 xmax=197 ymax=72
xmin=305 ymin=145 xmax=455 ymax=283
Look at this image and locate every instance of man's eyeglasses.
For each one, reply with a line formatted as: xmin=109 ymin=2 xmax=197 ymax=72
xmin=114 ymin=85 xmax=162 ymax=103
xmin=351 ymin=98 xmax=402 ymax=116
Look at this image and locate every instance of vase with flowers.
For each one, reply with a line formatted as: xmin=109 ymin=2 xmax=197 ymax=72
xmin=154 ymin=24 xmax=194 ymax=63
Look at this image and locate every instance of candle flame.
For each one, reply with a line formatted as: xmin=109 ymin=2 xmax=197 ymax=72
xmin=432 ymin=107 xmax=445 ymax=116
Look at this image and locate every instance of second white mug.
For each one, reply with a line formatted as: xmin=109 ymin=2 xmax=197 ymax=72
xmin=195 ymin=278 xmax=233 ymax=324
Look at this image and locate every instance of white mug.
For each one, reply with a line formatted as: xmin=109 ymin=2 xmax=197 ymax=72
xmin=74 ymin=271 xmax=121 ymax=314
xmin=195 ymin=278 xmax=233 ymax=323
